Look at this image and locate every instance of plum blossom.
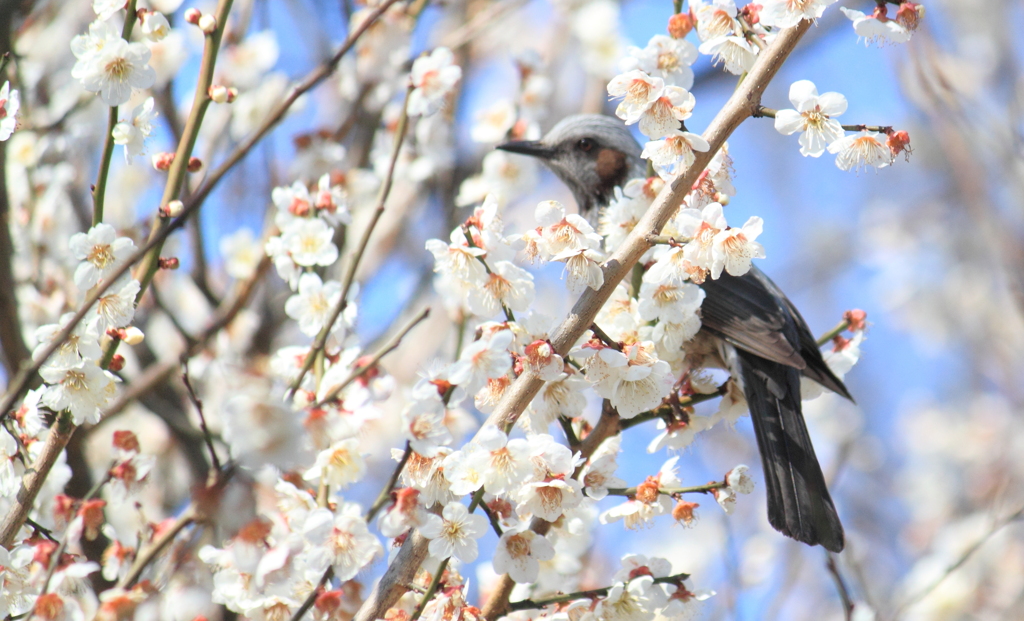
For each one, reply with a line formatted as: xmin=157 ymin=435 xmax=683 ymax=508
xmin=774 ymin=80 xmax=847 ymax=157
xmin=220 ymin=228 xmax=263 ymax=279
xmin=467 ymin=260 xmax=535 ymax=317
xmin=580 ymin=436 xmax=627 ymax=499
xmin=827 ymin=129 xmax=892 ymax=172
xmin=284 ymin=273 xmax=341 ymax=336
xmin=408 ymin=47 xmax=462 ymax=116
xmin=75 ymin=35 xmax=156 ymax=106
xmin=140 ymin=11 xmax=171 ymax=41
xmin=517 ymin=475 xmax=583 ymax=521
xmin=493 ymin=526 xmax=555 ymax=583
xmin=642 ymin=131 xmax=711 ymax=179
xmin=302 ymin=505 xmax=382 ymax=580
xmin=637 ymin=278 xmax=706 ymax=325
xmin=583 ymin=342 xmax=674 ymax=419
xmin=303 ymin=438 xmax=366 ymax=489
xmin=637 ymin=86 xmax=695 ymax=139
xmin=712 ymin=216 xmax=765 ymax=278
xmin=840 ymin=6 xmax=914 ymax=46
xmin=40 ymin=362 xmax=116 ymax=425
xmin=622 ymin=35 xmax=698 ymax=89
xmin=552 ymin=247 xmax=606 ymax=294
xmin=527 ymin=370 xmax=589 ymax=432
xmin=69 ymin=223 xmax=137 ymax=291
xmin=112 ymin=97 xmax=158 ymax=163
xmin=600 ymin=457 xmax=681 ymax=529
xmin=698 ymin=36 xmax=756 ymax=75
xmin=281 ymin=217 xmax=339 ymax=267
xmin=419 ymin=502 xmax=488 ymax=563
xmin=0 ymin=81 xmax=19 ymax=141
xmin=607 ymin=70 xmax=665 ymax=125
xmin=34 ymin=313 xmax=103 ymax=371
xmin=89 ymin=275 xmax=141 ymax=330
xmin=759 ymin=0 xmax=838 ymax=30
xmin=448 ymin=329 xmax=514 ymax=393
xmin=594 ymin=575 xmax=667 ymax=621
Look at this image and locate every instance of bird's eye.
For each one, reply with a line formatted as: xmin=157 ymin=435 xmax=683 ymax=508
xmin=576 ymin=138 xmax=595 ymax=152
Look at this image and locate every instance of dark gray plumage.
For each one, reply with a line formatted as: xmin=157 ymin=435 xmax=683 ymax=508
xmin=498 ymin=114 xmax=850 ymax=553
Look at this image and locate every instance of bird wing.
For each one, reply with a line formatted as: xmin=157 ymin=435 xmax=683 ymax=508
xmin=697 ymin=267 xmax=807 ymax=370
xmin=699 ymin=266 xmax=854 ymax=401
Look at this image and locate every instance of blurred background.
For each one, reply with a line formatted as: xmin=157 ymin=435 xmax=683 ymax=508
xmin=3 ymin=0 xmax=1023 ymax=619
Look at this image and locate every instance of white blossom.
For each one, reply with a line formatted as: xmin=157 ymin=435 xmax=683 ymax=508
xmin=302 ymin=505 xmax=382 ymax=580
xmin=827 ymin=130 xmax=892 ymax=172
xmin=759 ymin=0 xmax=837 ymax=29
xmin=774 ymin=80 xmax=847 ymax=157
xmin=69 ymin=223 xmax=136 ymax=291
xmin=40 ymin=362 xmax=116 ymax=425
xmin=840 ymin=7 xmax=912 ymax=46
xmin=284 ymin=273 xmax=342 ymax=336
xmin=419 ymin=502 xmax=488 ymax=563
xmin=607 ymin=70 xmax=665 ymax=125
xmin=0 ymin=81 xmax=19 ymax=141
xmin=408 ymin=47 xmax=462 ymax=116
xmin=583 ymin=342 xmax=674 ymax=419
xmin=303 ymin=438 xmax=366 ymax=489
xmin=281 ymin=217 xmax=339 ymax=267
xmin=493 ymin=526 xmax=555 ymax=583
xmin=75 ymin=36 xmax=156 ymax=106
xmin=112 ymin=97 xmax=158 ymax=163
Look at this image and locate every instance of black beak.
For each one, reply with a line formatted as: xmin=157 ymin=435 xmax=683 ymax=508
xmin=496 ymin=140 xmax=554 ymax=159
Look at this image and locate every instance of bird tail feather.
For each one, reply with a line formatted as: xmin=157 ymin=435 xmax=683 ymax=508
xmin=736 ymin=349 xmax=845 ymax=552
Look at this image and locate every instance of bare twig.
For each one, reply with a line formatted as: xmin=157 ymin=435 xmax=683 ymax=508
xmin=895 ymin=506 xmax=1024 ymax=616
xmin=181 ymin=367 xmax=221 ymax=472
xmin=289 ymin=567 xmax=335 ymax=621
xmin=509 ymin=572 xmax=692 ymax=611
xmin=826 ymin=553 xmax=855 ymax=621
xmin=313 ymin=307 xmax=430 ymax=408
xmin=604 ymin=481 xmax=727 ymax=497
xmin=755 ymin=106 xmax=893 ymax=134
xmin=365 ymin=442 xmax=413 ymax=523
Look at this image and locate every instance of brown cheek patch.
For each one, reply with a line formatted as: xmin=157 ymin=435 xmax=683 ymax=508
xmin=595 ymin=148 xmax=627 ymax=187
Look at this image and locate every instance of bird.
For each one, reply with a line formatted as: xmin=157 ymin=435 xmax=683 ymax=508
xmin=497 ymin=114 xmax=851 ymax=553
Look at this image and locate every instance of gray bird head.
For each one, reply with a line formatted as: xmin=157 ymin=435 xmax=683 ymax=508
xmin=497 ymin=114 xmax=646 ymax=215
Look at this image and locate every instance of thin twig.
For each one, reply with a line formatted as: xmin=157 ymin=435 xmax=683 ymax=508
xmin=289 ymin=566 xmax=335 ymax=621
xmin=816 ymin=318 xmax=850 ymax=347
xmin=604 ymin=481 xmax=726 ymax=497
xmin=289 ymin=85 xmax=415 ymax=398
xmin=755 ymin=106 xmax=893 ymax=133
xmin=589 ymin=323 xmax=622 ymax=351
xmin=366 ymin=442 xmax=413 ymax=523
xmin=118 ymin=505 xmax=197 ymax=588
xmin=181 ymin=367 xmax=221 ymax=472
xmin=91 ymin=0 xmax=138 ymax=226
xmin=509 ymin=572 xmax=692 ymax=611
xmin=313 ymin=307 xmax=431 ymax=408
xmin=895 ymin=506 xmax=1024 ymax=615
xmin=826 ymin=553 xmax=855 ymax=621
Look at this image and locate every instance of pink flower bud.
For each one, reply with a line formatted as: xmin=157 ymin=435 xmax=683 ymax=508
xmin=152 ymin=152 xmax=175 ymax=171
xmin=198 ymin=14 xmax=217 ymax=34
xmin=184 ymin=8 xmax=202 ymax=24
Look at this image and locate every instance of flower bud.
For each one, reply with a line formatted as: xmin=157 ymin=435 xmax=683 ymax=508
xmin=667 ymin=12 xmax=693 ymax=38
xmin=844 ymin=309 xmax=867 ymax=332
xmin=208 ymin=84 xmax=230 ymax=104
xmin=198 ymin=14 xmax=217 ymax=34
xmin=187 ymin=157 xmax=203 ymax=172
xmin=122 ymin=326 xmax=145 ymax=345
xmin=152 ymin=152 xmax=175 ymax=171
xmin=184 ymin=8 xmax=202 ymax=24
xmin=158 ymin=257 xmax=180 ymax=270
xmin=160 ymin=200 xmax=184 ymax=218
xmin=740 ymin=3 xmax=761 ymax=25
xmin=140 ymin=10 xmax=170 ymax=41
xmin=108 ymin=355 xmax=125 ymax=372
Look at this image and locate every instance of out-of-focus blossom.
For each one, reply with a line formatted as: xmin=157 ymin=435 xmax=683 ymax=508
xmin=758 ymin=0 xmax=837 ymax=29
xmin=827 ymin=129 xmax=892 ymax=171
xmin=0 ymin=81 xmax=19 ymax=141
xmin=112 ymin=97 xmax=158 ymax=163
xmin=220 ymin=228 xmax=263 ymax=280
xmin=408 ymin=47 xmax=461 ymax=117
